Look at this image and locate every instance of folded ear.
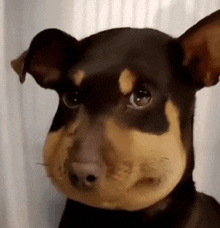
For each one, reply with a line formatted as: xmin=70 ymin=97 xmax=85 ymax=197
xmin=179 ymin=10 xmax=220 ymax=87
xmin=11 ymin=29 xmax=78 ymax=89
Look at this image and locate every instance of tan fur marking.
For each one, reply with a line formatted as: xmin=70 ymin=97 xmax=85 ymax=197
xmin=72 ymin=70 xmax=85 ymax=86
xmin=43 ymin=128 xmax=73 ymax=181
xmin=43 ymin=128 xmax=64 ymax=161
xmin=43 ymin=100 xmax=187 ymax=210
xmin=102 ymin=100 xmax=186 ymax=209
xmin=119 ymin=69 xmax=136 ymax=95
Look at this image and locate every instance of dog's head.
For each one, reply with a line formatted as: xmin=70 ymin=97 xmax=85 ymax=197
xmin=11 ymin=11 xmax=220 ymax=210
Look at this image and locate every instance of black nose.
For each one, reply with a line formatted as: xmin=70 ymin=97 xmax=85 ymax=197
xmin=69 ymin=162 xmax=101 ymax=188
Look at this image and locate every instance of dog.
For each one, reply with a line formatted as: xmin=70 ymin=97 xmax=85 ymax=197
xmin=11 ymin=10 xmax=220 ymax=228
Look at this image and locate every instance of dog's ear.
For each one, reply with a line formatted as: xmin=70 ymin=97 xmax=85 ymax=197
xmin=11 ymin=29 xmax=78 ymax=89
xmin=179 ymin=10 xmax=220 ymax=88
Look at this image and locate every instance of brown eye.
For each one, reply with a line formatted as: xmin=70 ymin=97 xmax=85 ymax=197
xmin=63 ymin=92 xmax=81 ymax=108
xmin=129 ymin=90 xmax=151 ymax=108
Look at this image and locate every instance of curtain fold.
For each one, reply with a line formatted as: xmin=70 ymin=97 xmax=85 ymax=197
xmin=2 ymin=0 xmax=220 ymax=227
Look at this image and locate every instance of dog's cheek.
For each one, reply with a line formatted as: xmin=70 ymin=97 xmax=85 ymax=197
xmin=130 ymin=100 xmax=187 ymax=198
xmin=43 ymin=128 xmax=68 ymax=180
xmin=43 ymin=126 xmax=77 ymax=197
xmin=43 ymin=108 xmax=83 ymax=180
xmin=103 ymin=100 xmax=187 ymax=209
xmin=105 ymin=100 xmax=186 ymax=182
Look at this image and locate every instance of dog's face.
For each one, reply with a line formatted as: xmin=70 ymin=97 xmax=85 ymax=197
xmin=11 ymin=11 xmax=220 ymax=210
xmin=43 ymin=30 xmax=191 ymax=210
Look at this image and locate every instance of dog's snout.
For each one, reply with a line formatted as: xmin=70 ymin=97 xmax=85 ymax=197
xmin=69 ymin=162 xmax=101 ymax=188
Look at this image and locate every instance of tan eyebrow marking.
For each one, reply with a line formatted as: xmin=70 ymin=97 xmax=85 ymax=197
xmin=119 ymin=69 xmax=136 ymax=95
xmin=72 ymin=70 xmax=85 ymax=86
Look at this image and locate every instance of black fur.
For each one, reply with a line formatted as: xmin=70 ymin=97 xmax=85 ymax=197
xmin=11 ymin=11 xmax=220 ymax=228
xmin=54 ymin=27 xmax=219 ymax=227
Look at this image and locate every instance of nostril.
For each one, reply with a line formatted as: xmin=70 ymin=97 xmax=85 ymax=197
xmin=86 ymin=174 xmax=96 ymax=183
xmin=69 ymin=162 xmax=101 ymax=188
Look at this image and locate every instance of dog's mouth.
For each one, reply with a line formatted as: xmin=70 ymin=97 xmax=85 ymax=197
xmin=45 ymin=150 xmax=184 ymax=210
xmin=46 ymin=154 xmax=172 ymax=210
xmin=44 ymin=140 xmax=185 ymax=210
xmin=66 ymin=170 xmax=164 ymax=210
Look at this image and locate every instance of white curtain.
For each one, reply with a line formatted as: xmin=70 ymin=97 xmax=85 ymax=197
xmin=1 ymin=0 xmax=220 ymax=227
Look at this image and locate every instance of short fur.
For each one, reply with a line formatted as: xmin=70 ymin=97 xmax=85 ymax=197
xmin=11 ymin=10 xmax=220 ymax=228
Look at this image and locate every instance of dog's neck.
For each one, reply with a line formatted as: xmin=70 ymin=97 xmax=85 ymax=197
xmin=143 ymin=178 xmax=195 ymax=216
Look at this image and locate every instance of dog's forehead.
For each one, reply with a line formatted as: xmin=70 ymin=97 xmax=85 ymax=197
xmin=79 ymin=28 xmax=172 ymax=56
xmin=69 ymin=28 xmax=173 ymax=84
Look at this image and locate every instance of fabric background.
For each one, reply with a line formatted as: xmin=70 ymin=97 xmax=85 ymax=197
xmin=1 ymin=0 xmax=220 ymax=227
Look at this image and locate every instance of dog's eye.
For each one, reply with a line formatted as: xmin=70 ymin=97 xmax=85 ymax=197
xmin=129 ymin=90 xmax=151 ymax=108
xmin=63 ymin=92 xmax=81 ymax=108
